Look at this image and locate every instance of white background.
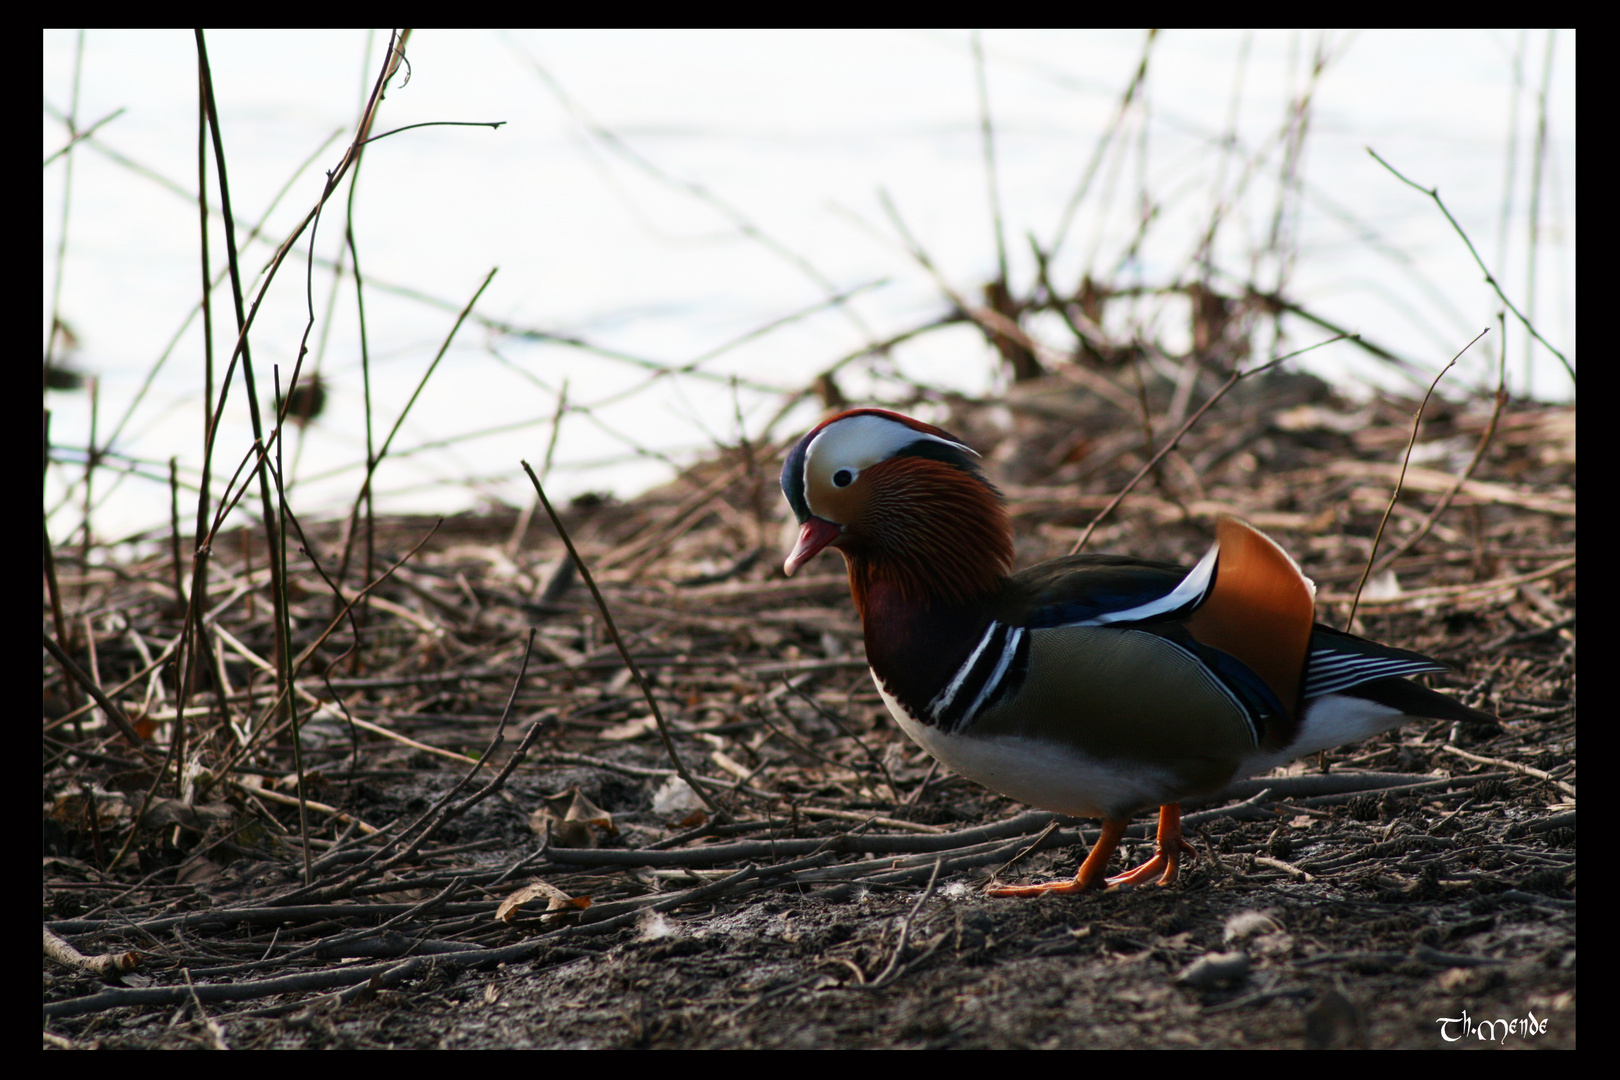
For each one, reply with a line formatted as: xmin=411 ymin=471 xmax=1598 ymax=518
xmin=43 ymin=30 xmax=1576 ymax=544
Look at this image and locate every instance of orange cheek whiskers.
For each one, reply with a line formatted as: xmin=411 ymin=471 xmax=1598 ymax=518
xmin=855 ymin=460 xmax=1012 ymax=608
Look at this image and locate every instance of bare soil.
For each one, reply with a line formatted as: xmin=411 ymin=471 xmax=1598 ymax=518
xmin=44 ymin=384 xmax=1574 ymax=1049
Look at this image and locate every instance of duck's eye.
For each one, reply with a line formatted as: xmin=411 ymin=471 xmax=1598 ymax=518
xmin=832 ymin=469 xmax=854 ymax=488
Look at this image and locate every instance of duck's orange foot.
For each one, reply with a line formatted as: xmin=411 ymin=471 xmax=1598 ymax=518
xmin=986 ymin=875 xmax=1100 ymax=897
xmin=988 ymin=805 xmax=1198 ymax=897
xmin=987 ymin=816 xmax=1127 ymax=897
xmin=1106 ymin=803 xmax=1197 ymax=889
xmin=1105 ymin=837 xmax=1197 ymax=888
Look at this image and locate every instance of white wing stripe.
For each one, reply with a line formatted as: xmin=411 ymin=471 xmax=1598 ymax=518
xmin=958 ymin=627 xmax=1024 ymax=729
xmin=929 ymin=620 xmax=1001 ymax=719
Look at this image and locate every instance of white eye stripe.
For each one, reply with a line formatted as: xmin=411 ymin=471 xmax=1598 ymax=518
xmin=803 ymin=414 xmax=972 ymax=516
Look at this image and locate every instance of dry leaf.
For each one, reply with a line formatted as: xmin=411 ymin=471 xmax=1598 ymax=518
xmin=529 ymin=787 xmax=617 ymax=847
xmin=600 ymin=716 xmax=658 ymax=741
xmin=496 ymin=879 xmax=592 ymax=924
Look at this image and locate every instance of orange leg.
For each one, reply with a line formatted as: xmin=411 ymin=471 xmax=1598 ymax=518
xmin=987 ymin=817 xmax=1129 ymax=896
xmin=1105 ymin=803 xmax=1197 ymax=889
xmin=987 ymin=804 xmax=1197 ymax=897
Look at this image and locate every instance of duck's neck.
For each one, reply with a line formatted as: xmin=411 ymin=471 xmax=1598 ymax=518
xmin=841 ymin=500 xmax=1014 ymax=719
xmin=855 ymin=572 xmax=995 ymax=718
xmin=843 ymin=477 xmax=1014 ymax=615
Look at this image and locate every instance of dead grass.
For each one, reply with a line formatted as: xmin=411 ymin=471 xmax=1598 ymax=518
xmin=44 ymin=375 xmax=1574 ymax=1047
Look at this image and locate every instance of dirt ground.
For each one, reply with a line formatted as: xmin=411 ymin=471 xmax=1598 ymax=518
xmin=44 ymin=386 xmax=1574 ymax=1049
xmin=43 ymin=754 xmax=1577 ymax=1049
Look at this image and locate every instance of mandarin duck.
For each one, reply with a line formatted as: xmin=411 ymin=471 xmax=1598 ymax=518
xmin=780 ymin=408 xmax=1492 ymax=895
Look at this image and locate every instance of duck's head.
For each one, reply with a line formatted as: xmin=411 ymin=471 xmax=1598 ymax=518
xmin=779 ymin=409 xmax=1013 ymax=608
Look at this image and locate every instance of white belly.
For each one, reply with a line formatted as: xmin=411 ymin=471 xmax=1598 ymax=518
xmin=876 ymin=674 xmax=1179 ymax=820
